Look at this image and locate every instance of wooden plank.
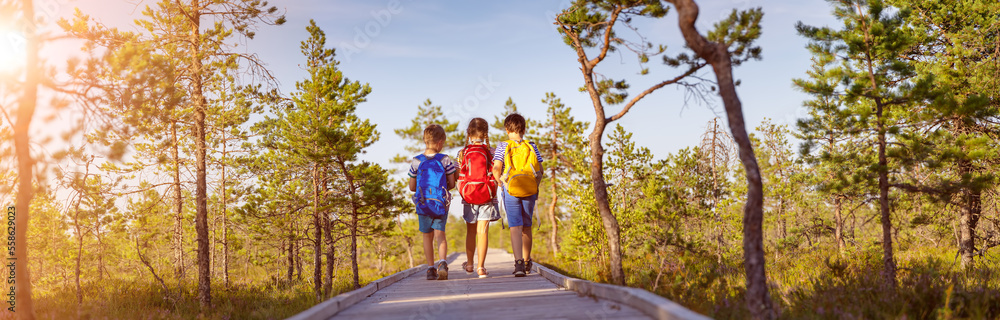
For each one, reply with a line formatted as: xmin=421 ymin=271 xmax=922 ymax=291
xmin=535 ymin=264 xmax=712 ymax=320
xmin=329 ymin=249 xmax=653 ymax=320
xmin=285 ymin=253 xmax=462 ymax=320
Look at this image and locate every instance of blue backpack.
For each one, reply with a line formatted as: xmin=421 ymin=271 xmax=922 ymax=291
xmin=413 ymin=154 xmax=449 ymax=219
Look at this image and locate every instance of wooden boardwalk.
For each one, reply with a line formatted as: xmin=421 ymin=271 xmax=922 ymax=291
xmin=330 ymin=248 xmax=651 ymax=320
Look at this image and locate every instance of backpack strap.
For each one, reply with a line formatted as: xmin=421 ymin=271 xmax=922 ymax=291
xmin=502 ymin=141 xmax=515 ymax=181
xmin=432 ymin=153 xmax=445 ymax=162
xmin=415 ymin=154 xmax=428 ymax=162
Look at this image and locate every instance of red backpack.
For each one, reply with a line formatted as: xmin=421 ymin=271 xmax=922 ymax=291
xmin=458 ymin=144 xmax=497 ymax=204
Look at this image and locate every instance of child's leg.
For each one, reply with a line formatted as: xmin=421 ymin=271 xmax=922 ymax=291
xmin=476 ymin=220 xmax=490 ymax=268
xmin=503 ymin=189 xmax=525 ymax=261
xmin=465 ymin=223 xmax=476 ymax=266
xmin=521 ymin=225 xmax=533 ymax=261
xmin=422 ymin=232 xmax=435 ymax=266
xmin=419 ymin=215 xmax=436 ymax=267
xmin=434 ymin=229 xmax=447 ymax=262
xmin=521 ymin=194 xmax=537 ymax=261
xmin=509 ymin=226 xmax=523 ymax=261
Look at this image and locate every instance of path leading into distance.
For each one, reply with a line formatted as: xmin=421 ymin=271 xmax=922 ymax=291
xmin=330 ymin=248 xmax=650 ymax=320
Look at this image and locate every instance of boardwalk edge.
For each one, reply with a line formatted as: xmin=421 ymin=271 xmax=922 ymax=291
xmin=286 ymin=252 xmax=462 ymax=320
xmin=535 ymin=264 xmax=713 ymax=320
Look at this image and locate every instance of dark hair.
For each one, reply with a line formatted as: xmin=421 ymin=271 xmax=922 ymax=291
xmin=466 ymin=118 xmax=489 ymax=140
xmin=423 ymin=124 xmax=446 ymax=149
xmin=503 ymin=113 xmax=525 ymax=135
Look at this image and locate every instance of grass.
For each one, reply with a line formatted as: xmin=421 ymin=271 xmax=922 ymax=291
xmin=537 ymin=242 xmax=1000 ymax=319
xmin=29 ymin=266 xmax=399 ymax=320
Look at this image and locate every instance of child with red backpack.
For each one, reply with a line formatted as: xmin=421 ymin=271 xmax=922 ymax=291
xmin=457 ymin=118 xmax=501 ymax=278
xmin=491 ymin=114 xmax=544 ymax=277
xmin=409 ymin=124 xmax=458 ymax=280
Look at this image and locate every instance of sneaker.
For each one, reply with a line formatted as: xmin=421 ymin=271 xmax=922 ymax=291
xmin=426 ymin=267 xmax=438 ymax=280
xmin=525 ymin=259 xmax=533 ymax=274
xmin=435 ymin=260 xmax=449 ymax=280
xmin=513 ymin=259 xmax=526 ymax=277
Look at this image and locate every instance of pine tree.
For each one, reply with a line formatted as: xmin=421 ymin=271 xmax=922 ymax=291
xmin=605 ymin=124 xmax=655 ymax=250
xmin=797 ymin=0 xmax=931 ymax=291
xmin=392 ymin=99 xmax=463 ymax=164
xmin=892 ymin=0 xmax=1000 ymax=268
xmin=555 ymin=0 xmax=762 ymax=286
xmin=490 ymin=98 xmax=541 ymax=143
xmin=795 ymin=56 xmax=878 ymax=254
xmin=664 ymin=0 xmax=772 ymax=317
xmin=698 ymin=118 xmax=735 ymax=258
xmin=9 ymin=0 xmax=41 ymax=317
xmin=534 ymin=93 xmax=590 ymax=255
xmin=65 ymin=0 xmax=285 ymax=307
xmin=259 ymin=21 xmax=403 ymax=292
xmin=753 ymin=120 xmax=810 ymax=249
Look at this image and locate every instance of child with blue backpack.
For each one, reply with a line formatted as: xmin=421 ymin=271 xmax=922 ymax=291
xmin=491 ymin=114 xmax=544 ymax=277
xmin=409 ymin=124 xmax=459 ymax=280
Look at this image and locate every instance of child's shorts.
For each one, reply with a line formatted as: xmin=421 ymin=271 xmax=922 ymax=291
xmin=463 ymin=200 xmax=500 ymax=224
xmin=418 ymin=214 xmax=447 ymax=233
xmin=501 ymin=188 xmax=537 ymax=228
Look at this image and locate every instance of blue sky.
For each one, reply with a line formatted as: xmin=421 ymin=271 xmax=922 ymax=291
xmin=56 ymin=0 xmax=841 ymax=172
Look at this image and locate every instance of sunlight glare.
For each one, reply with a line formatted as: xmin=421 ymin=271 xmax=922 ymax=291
xmin=0 ymin=28 xmax=26 ymax=74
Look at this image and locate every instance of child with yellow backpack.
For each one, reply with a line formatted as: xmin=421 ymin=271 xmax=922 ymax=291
xmin=490 ymin=114 xmax=543 ymax=277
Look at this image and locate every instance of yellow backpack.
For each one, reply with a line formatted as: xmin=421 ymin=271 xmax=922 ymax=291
xmin=502 ymin=139 xmax=541 ymax=197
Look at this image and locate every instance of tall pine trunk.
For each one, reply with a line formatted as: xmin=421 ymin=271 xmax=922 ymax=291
xmin=13 ymin=0 xmax=39 ymax=317
xmin=324 ymin=231 xmax=335 ymax=298
xmin=587 ymin=126 xmax=624 ymax=285
xmin=323 ymin=177 xmax=335 ymax=298
xmin=221 ymin=133 xmax=229 ymax=287
xmin=73 ymin=211 xmax=83 ymax=305
xmin=350 ymin=212 xmax=360 ymax=289
xmin=547 ymin=192 xmax=560 ymax=255
xmin=311 ymin=164 xmax=322 ymax=301
xmin=336 ymin=159 xmax=362 ymax=289
xmin=668 ymin=0 xmax=774 ymax=317
xmin=171 ymin=121 xmax=185 ymax=290
xmin=577 ymin=53 xmax=625 ymax=285
xmin=287 ymin=233 xmax=295 ymax=282
xmin=188 ymin=0 xmax=212 ymax=307
xmin=958 ymin=157 xmax=982 ymax=268
xmin=875 ymin=99 xmax=896 ymax=291
xmin=834 ymin=196 xmax=845 ymax=254
xmin=548 ymin=115 xmax=560 ymax=255
xmin=323 ymin=174 xmax=335 ymax=296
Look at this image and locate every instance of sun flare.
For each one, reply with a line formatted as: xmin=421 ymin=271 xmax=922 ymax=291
xmin=0 ymin=28 xmax=26 ymax=74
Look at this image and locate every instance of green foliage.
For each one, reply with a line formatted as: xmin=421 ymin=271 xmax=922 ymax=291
xmin=392 ymin=99 xmax=463 ymax=164
xmin=489 ymin=98 xmax=542 ymax=143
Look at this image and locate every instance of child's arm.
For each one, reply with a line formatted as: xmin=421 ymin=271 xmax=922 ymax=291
xmin=533 ymin=143 xmax=544 ymax=185
xmin=408 ymin=177 xmax=416 ymax=192
xmin=447 ymin=172 xmax=457 ymax=190
xmin=536 ymin=163 xmax=544 ymax=185
xmin=492 ymin=160 xmax=503 ymax=183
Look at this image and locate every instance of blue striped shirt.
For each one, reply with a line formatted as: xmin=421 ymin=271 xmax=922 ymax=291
xmin=493 ymin=141 xmax=543 ymax=164
xmin=408 ymin=154 xmax=459 ymax=178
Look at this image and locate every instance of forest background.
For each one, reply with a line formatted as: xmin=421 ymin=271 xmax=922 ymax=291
xmin=0 ymin=0 xmax=997 ymax=319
